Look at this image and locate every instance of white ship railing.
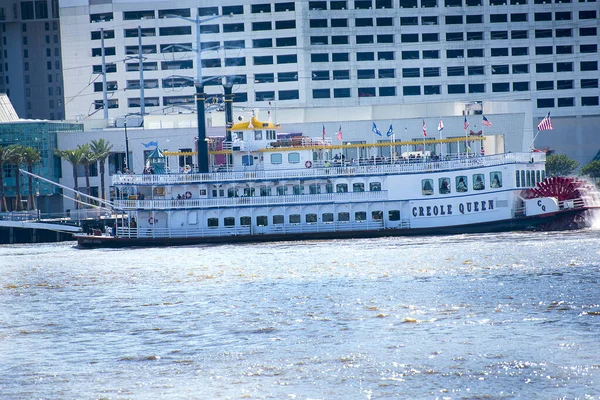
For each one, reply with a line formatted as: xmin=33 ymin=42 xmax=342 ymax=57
xmin=112 ymin=152 xmax=545 ymax=186
xmin=113 ymin=190 xmax=388 ymax=210
xmin=116 ymin=220 xmax=386 ymax=239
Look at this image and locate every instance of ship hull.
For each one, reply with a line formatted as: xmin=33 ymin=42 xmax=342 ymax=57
xmin=75 ymin=207 xmax=594 ymax=248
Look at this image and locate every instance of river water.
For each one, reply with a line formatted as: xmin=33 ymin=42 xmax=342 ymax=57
xmin=1 ymin=228 xmax=599 ymax=399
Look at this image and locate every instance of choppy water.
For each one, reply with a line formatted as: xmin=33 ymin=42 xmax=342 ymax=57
xmin=1 ymin=229 xmax=600 ymax=399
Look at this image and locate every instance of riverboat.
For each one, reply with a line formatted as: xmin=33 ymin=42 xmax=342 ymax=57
xmin=75 ymin=114 xmax=600 ymax=248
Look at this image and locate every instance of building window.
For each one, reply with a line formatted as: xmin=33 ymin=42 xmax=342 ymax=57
xmin=446 ymin=32 xmax=463 ymax=41
xmin=446 ymin=49 xmax=464 ymax=58
xmin=333 ymin=53 xmax=350 ymax=62
xmin=491 ymin=48 xmax=509 ymax=57
xmin=536 ymin=63 xmax=553 ymax=73
xmin=277 ymin=54 xmax=297 ymax=64
xmin=158 ymin=8 xmax=190 ymax=18
xmin=256 ymin=91 xmax=275 ymax=101
xmin=402 ymin=51 xmax=419 ymax=60
xmin=513 ymin=81 xmax=529 ymax=91
xmin=310 ymin=19 xmax=328 ymax=28
xmin=424 ymin=67 xmax=440 ymax=77
xmin=313 ymin=89 xmax=330 ymax=99
xmin=275 ymin=20 xmax=296 ymax=29
xmin=253 ymin=56 xmax=273 ymax=65
xmin=580 ymin=44 xmax=597 ymax=54
xmin=556 ymin=45 xmax=572 ymax=54
xmin=581 ymin=97 xmax=599 ymax=107
xmin=278 ymin=72 xmax=298 ymax=82
xmin=581 ymin=61 xmax=598 ymax=71
xmin=310 ymin=36 xmax=328 ymax=45
xmin=490 ymin=14 xmax=507 ymax=23
xmin=468 ymin=49 xmax=484 ymax=58
xmin=511 ymin=30 xmax=528 ymax=39
xmin=447 ymin=66 xmax=464 ymax=76
xmin=466 ymin=15 xmax=483 ymax=23
xmin=358 ymin=87 xmax=376 ymax=97
xmin=492 ymin=82 xmax=510 ymax=92
xmin=123 ymin=10 xmax=155 ymax=20
xmin=357 ymin=52 xmax=375 ymax=61
xmin=333 ymin=70 xmax=350 ymax=80
xmin=424 ymin=85 xmax=441 ymax=95
xmin=556 ymin=62 xmax=573 ymax=72
xmin=276 ymin=37 xmax=297 ymax=47
xmin=379 ymin=87 xmax=396 ymax=96
xmin=581 ymin=79 xmax=598 ymax=89
xmin=332 ymin=36 xmax=349 ymax=45
xmin=357 ymin=35 xmax=375 ymax=44
xmin=331 ymin=18 xmax=348 ymax=27
xmin=275 ymin=2 xmax=295 ymax=11
xmin=334 ymin=88 xmax=351 ymax=98
xmin=253 ymin=21 xmax=271 ymax=31
xmin=537 ymin=98 xmax=555 ymax=108
xmin=534 ymin=12 xmax=552 ymax=21
xmin=403 ymin=86 xmax=421 ymax=96
xmin=557 ymin=98 xmax=574 ymax=107
xmin=90 ymin=12 xmax=113 ymax=22
xmin=253 ymin=38 xmax=272 ymax=48
xmin=469 ymin=84 xmax=485 ymax=93
xmin=536 ymin=81 xmax=554 ymax=91
xmin=423 ymin=50 xmax=439 ymax=59
xmin=512 ymin=47 xmax=528 ymax=56
xmin=448 ymin=84 xmax=466 ymax=94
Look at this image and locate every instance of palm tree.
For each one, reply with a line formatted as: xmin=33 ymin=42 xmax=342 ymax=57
xmin=21 ymin=146 xmax=41 ymax=210
xmin=0 ymin=145 xmax=10 ymax=212
xmin=90 ymin=138 xmax=112 ymax=204
xmin=78 ymin=144 xmax=94 ymax=202
xmin=6 ymin=144 xmax=25 ymax=211
xmin=55 ymin=147 xmax=85 ymax=209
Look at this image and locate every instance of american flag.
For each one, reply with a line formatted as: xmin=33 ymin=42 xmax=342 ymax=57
xmin=537 ymin=112 xmax=553 ymax=131
xmin=464 ymin=116 xmax=470 ymax=130
xmin=337 ymin=125 xmax=343 ymax=141
xmin=422 ymin=120 xmax=427 ymax=137
xmin=482 ymin=115 xmax=492 ymax=127
xmin=322 ymin=125 xmax=326 ymax=141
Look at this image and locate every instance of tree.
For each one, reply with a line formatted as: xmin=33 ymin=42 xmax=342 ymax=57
xmin=0 ymin=145 xmax=11 ymax=212
xmin=90 ymin=138 xmax=113 ymax=204
xmin=55 ymin=147 xmax=85 ymax=209
xmin=6 ymin=145 xmax=26 ymax=211
xmin=78 ymin=144 xmax=94 ymax=201
xmin=579 ymin=160 xmax=600 ymax=184
xmin=545 ymin=154 xmax=579 ymax=177
xmin=21 ymin=146 xmax=41 ymax=210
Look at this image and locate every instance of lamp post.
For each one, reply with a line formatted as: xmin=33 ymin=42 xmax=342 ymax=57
xmin=124 ymin=120 xmax=131 ymax=173
xmin=168 ymin=13 xmax=228 ymax=173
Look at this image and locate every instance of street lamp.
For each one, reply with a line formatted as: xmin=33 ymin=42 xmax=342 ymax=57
xmin=167 ymin=12 xmax=230 ymax=173
xmin=124 ymin=120 xmax=131 ymax=173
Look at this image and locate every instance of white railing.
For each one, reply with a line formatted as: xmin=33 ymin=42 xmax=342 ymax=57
xmin=116 ymin=220 xmax=385 ymax=239
xmin=112 ymin=152 xmax=545 ymax=186
xmin=113 ymin=190 xmax=388 ymax=210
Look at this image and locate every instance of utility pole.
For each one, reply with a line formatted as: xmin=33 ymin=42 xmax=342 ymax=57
xmin=100 ymin=28 xmax=109 ymax=125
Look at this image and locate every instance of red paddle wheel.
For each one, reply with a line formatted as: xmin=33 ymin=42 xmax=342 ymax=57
xmin=522 ymin=176 xmax=599 ymax=230
xmin=522 ymin=176 xmax=587 ymax=201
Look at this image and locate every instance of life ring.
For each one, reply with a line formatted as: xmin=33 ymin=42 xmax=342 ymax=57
xmin=305 ymin=161 xmax=312 ymax=168
xmin=185 ymin=191 xmax=192 ymax=199
xmin=148 ymin=217 xmax=156 ymax=225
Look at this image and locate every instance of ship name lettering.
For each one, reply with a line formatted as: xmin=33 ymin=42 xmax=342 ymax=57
xmin=412 ymin=200 xmax=492 ymax=218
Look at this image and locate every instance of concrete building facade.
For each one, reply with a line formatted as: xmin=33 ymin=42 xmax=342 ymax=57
xmin=57 ymin=0 xmax=599 ymax=165
xmin=0 ymin=0 xmax=65 ymax=120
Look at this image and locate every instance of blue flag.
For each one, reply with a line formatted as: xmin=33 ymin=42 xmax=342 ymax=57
xmin=386 ymin=124 xmax=394 ymax=137
xmin=142 ymin=141 xmax=158 ymax=148
xmin=372 ymin=122 xmax=382 ymax=136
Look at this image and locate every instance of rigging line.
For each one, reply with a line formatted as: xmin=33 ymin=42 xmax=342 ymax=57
xmin=64 ymin=74 xmax=101 ymax=106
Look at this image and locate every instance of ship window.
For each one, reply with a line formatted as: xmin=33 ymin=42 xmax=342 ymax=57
xmin=240 ymin=216 xmax=251 ymax=226
xmin=355 ymin=212 xmax=367 ymax=222
xmin=306 ymin=213 xmax=317 ymax=224
xmin=388 ymin=210 xmax=400 ymax=221
xmin=536 ymin=170 xmax=541 ymax=185
xmin=456 ymin=176 xmax=468 ymax=192
xmin=323 ymin=213 xmax=334 ymax=223
xmin=227 ymin=188 xmax=238 ymax=197
xmin=309 ymin=184 xmax=321 ymax=194
xmin=370 ymin=182 xmax=381 ymax=191
xmin=439 ymin=178 xmax=451 ymax=194
xmin=290 ymin=214 xmax=301 ymax=224
xmin=338 ymin=212 xmax=350 ymax=222
xmin=541 ymin=170 xmax=546 ymax=181
xmin=521 ymin=171 xmax=526 ymax=187
xmin=422 ymin=179 xmax=434 ymax=195
xmin=516 ymin=170 xmax=520 ymax=187
xmin=273 ymin=215 xmax=284 ymax=224
xmin=256 ymin=216 xmax=268 ymax=226
xmin=288 ymin=152 xmax=300 ymax=163
xmin=372 ymin=211 xmax=383 ymax=220
xmin=277 ymin=186 xmax=287 ymax=195
xmin=254 ymin=131 xmax=263 ymax=140
xmin=473 ymin=174 xmax=485 ymax=190
xmin=242 ymin=155 xmax=254 ymax=166
xmin=224 ymin=217 xmax=235 ymax=227
xmin=207 ymin=218 xmax=219 ymax=227
xmin=271 ymin=153 xmax=283 ymax=164
xmin=260 ymin=186 xmax=271 ymax=196
xmin=243 ymin=187 xmax=255 ymax=197
xmin=353 ymin=183 xmax=365 ymax=192
xmin=526 ymin=170 xmax=531 ymax=186
xmin=325 ymin=183 xmax=334 ymax=193
xmin=293 ymin=185 xmax=304 ymax=195
xmin=490 ymin=172 xmax=502 ymax=188
xmin=336 ymin=183 xmax=348 ymax=193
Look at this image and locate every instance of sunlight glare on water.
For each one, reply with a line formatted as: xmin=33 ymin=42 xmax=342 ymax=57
xmin=1 ymin=230 xmax=599 ymax=399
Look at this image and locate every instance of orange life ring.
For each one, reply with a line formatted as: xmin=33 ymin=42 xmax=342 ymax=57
xmin=305 ymin=161 xmax=312 ymax=168
xmin=185 ymin=191 xmax=192 ymax=199
xmin=148 ymin=217 xmax=155 ymax=225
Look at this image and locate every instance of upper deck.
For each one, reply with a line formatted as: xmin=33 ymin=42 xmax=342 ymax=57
xmin=112 ymin=152 xmax=546 ymax=186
